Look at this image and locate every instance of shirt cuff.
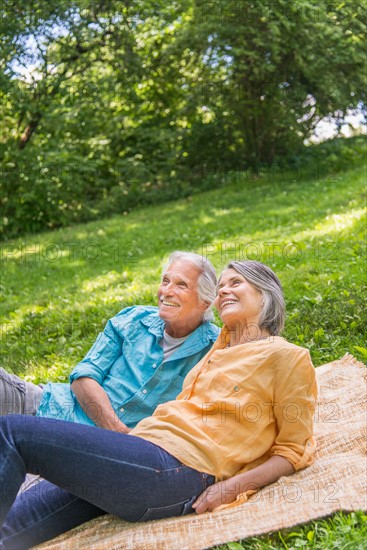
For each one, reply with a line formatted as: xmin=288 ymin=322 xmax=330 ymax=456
xmin=272 ymin=437 xmax=317 ymax=471
xmin=69 ymin=364 xmax=104 ymax=386
xmin=212 ymin=489 xmax=258 ymax=512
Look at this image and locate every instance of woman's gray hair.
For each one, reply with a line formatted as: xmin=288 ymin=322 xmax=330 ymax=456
xmin=164 ymin=251 xmax=217 ymax=321
xmin=226 ymin=260 xmax=285 ymax=335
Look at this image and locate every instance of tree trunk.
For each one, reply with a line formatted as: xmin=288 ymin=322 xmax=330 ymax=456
xmin=19 ymin=116 xmax=41 ymax=149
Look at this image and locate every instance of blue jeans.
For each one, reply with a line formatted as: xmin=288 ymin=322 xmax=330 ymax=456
xmin=0 ymin=415 xmax=215 ymax=549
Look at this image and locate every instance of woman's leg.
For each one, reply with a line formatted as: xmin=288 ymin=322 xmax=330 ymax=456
xmin=0 ymin=415 xmax=214 ymax=547
xmin=1 ymin=481 xmax=105 ymax=550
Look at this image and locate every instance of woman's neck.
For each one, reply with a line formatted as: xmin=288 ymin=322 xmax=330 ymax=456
xmin=227 ymin=324 xmax=271 ymax=347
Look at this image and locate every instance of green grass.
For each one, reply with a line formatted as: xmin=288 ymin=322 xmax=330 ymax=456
xmin=1 ymin=157 xmax=366 ymax=548
xmin=214 ymin=511 xmax=367 ymax=549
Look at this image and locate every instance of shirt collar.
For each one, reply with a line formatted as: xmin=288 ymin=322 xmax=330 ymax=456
xmin=141 ymin=312 xmax=165 ymax=338
xmin=164 ymin=321 xmax=220 ymax=360
xmin=211 ymin=326 xmax=230 ymax=351
xmin=141 ymin=311 xmax=219 ymax=355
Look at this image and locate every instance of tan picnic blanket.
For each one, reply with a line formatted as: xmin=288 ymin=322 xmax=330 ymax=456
xmin=35 ymin=354 xmax=367 ymax=550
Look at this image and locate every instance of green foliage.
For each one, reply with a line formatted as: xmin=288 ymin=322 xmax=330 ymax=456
xmin=187 ymin=0 xmax=367 ymax=167
xmin=1 ymin=1 xmax=366 ymax=238
xmin=215 ymin=511 xmax=367 ymax=549
xmin=0 ymin=133 xmax=366 ymax=239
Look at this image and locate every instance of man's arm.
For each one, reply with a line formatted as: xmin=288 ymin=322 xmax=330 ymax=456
xmin=192 ymin=455 xmax=294 ymax=513
xmin=69 ymin=311 xmax=132 ymax=431
xmin=71 ymin=377 xmax=131 ymax=433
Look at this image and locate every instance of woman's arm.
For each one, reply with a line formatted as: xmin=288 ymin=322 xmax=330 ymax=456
xmin=192 ymin=455 xmax=294 ymax=514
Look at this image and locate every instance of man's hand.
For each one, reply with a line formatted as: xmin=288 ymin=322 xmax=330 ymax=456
xmin=112 ymin=422 xmax=131 ymax=434
xmin=71 ymin=377 xmax=131 ymax=433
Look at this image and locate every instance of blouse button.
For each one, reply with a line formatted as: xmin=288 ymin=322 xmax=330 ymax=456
xmin=120 ymin=407 xmax=125 ymax=413
xmin=142 ymin=389 xmax=147 ymax=394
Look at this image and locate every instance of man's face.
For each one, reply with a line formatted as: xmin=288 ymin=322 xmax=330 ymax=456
xmin=157 ymin=260 xmax=208 ymax=337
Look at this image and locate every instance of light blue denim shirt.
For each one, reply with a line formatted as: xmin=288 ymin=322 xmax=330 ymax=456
xmin=37 ymin=306 xmax=220 ymax=428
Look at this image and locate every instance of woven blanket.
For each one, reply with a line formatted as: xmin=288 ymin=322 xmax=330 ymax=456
xmin=34 ymin=354 xmax=367 ymax=550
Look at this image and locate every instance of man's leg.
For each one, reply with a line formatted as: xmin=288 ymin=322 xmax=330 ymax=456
xmin=0 ymin=368 xmax=43 ymax=416
xmin=0 ymin=369 xmax=44 ymax=496
xmin=0 ymin=415 xmax=214 ymax=548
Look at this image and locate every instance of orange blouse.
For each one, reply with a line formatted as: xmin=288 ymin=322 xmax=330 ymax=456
xmin=131 ymin=329 xmax=317 ymax=481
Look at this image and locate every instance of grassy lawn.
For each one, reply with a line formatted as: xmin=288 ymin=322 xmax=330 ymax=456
xmin=1 ymin=157 xmax=366 ymax=548
xmin=213 ymin=511 xmax=367 ymax=549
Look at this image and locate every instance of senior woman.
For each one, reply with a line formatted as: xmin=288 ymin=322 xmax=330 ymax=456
xmin=0 ymin=261 xmax=317 ymax=549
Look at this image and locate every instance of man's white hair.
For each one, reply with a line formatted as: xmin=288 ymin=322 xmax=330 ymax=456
xmin=163 ymin=251 xmax=217 ymax=322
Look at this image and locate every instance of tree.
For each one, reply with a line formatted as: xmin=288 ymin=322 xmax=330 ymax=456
xmin=183 ymin=0 xmax=367 ymax=167
xmin=0 ymin=0 xmax=365 ymax=238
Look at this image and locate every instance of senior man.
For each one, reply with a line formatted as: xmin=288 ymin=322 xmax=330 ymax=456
xmin=0 ymin=251 xmax=219 ymax=433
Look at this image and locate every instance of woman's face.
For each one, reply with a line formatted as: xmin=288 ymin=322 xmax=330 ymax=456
xmin=215 ymin=268 xmax=264 ymax=329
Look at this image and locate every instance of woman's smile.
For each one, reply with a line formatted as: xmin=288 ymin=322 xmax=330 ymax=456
xmin=215 ymin=268 xmax=263 ymax=328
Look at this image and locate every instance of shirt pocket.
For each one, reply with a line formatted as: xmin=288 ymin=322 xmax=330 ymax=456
xmin=137 ymin=495 xmax=196 ymax=522
xmin=205 ymin=372 xmax=243 ymax=400
xmin=115 ymin=373 xmax=185 ymax=426
xmin=202 ymin=372 xmax=245 ymax=444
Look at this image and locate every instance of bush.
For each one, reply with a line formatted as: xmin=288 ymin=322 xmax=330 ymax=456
xmin=1 ymin=135 xmax=365 ymax=240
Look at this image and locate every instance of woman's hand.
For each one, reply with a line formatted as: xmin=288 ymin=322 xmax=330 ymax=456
xmin=192 ymin=455 xmax=295 ymax=514
xmin=192 ymin=477 xmax=243 ymax=514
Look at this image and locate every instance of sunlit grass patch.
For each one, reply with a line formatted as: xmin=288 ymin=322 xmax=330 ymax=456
xmin=214 ymin=511 xmax=367 ymax=549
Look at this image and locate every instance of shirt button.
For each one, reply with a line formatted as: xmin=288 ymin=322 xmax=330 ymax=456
xmin=142 ymin=389 xmax=147 ymax=394
xmin=234 ymin=386 xmax=239 ymax=392
xmin=152 ymin=363 xmax=157 ymax=368
xmin=120 ymin=407 xmax=124 ymax=413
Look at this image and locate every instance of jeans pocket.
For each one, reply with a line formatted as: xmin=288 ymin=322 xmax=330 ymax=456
xmin=202 ymin=472 xmax=216 ymax=491
xmin=138 ymin=495 xmax=196 ymax=522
